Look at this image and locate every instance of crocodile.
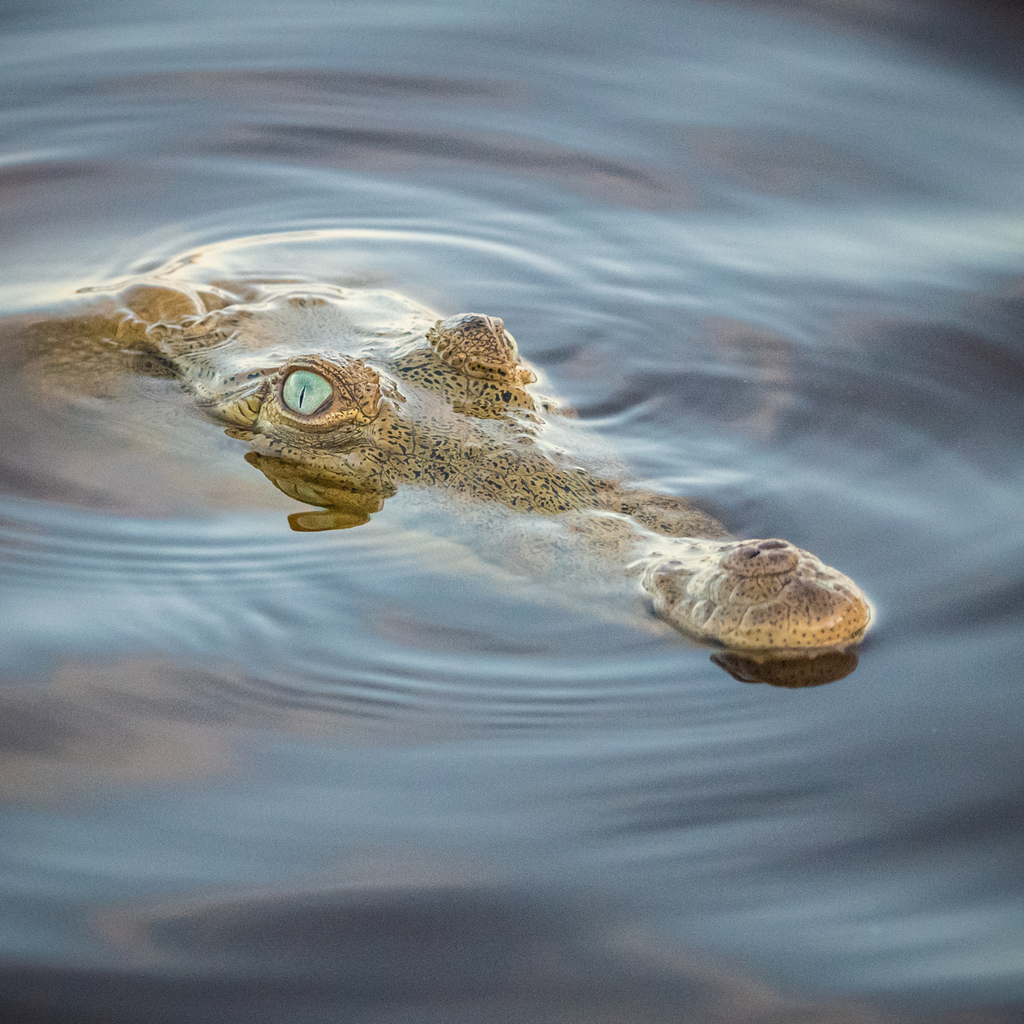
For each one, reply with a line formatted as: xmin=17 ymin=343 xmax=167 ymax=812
xmin=14 ymin=275 xmax=871 ymax=668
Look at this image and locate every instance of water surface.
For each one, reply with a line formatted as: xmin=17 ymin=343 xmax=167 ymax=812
xmin=1 ymin=0 xmax=1023 ymax=1020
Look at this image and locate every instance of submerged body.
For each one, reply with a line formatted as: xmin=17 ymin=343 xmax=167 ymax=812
xmin=18 ymin=275 xmax=871 ymax=658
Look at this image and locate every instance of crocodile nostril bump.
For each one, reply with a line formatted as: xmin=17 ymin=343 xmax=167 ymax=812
xmin=757 ymin=540 xmax=788 ymax=551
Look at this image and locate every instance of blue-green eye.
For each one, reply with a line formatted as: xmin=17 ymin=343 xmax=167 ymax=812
xmin=282 ymin=370 xmax=332 ymax=414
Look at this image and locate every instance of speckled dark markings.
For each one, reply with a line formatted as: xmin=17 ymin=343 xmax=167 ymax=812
xmin=426 ymin=313 xmax=535 ymax=385
xmin=392 ymin=349 xmax=540 ymax=424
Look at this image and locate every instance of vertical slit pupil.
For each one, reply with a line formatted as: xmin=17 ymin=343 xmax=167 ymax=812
xmin=284 ymin=369 xmax=332 ymax=414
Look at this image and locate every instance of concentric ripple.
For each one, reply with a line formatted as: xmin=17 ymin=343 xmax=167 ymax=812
xmin=0 ymin=494 xmax=732 ymax=727
xmin=1 ymin=0 xmax=1024 ymax=1014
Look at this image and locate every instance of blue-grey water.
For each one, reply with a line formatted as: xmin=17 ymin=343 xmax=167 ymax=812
xmin=1 ymin=1 xmax=1023 ymax=1021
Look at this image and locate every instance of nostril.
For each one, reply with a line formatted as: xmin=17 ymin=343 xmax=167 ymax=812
xmin=723 ymin=539 xmax=800 ymax=576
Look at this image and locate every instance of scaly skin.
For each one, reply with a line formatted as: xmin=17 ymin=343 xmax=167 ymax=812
xmin=25 ymin=276 xmax=872 ymax=656
xmin=642 ymin=538 xmax=869 ymax=650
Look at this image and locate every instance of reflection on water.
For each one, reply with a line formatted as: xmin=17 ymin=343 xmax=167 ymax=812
xmin=1 ymin=0 xmax=1023 ymax=1020
xmin=712 ymin=649 xmax=860 ymax=687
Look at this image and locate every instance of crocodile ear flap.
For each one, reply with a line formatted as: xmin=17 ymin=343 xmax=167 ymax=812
xmin=338 ymin=363 xmax=387 ymax=424
xmin=322 ymin=361 xmax=387 ymax=426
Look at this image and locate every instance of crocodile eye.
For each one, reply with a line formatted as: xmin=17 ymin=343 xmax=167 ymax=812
xmin=282 ymin=369 xmax=333 ymax=415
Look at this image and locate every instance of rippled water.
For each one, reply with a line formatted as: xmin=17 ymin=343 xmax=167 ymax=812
xmin=2 ymin=0 xmax=1023 ymax=1020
